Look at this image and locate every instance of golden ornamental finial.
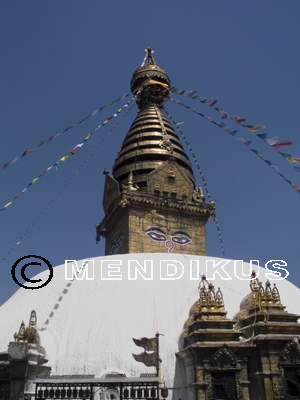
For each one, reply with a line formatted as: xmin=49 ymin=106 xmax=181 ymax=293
xmin=265 ymin=280 xmax=273 ymax=300
xmin=250 ymin=270 xmax=260 ymax=292
xmin=272 ymin=283 xmax=281 ymax=303
xmin=197 ymin=275 xmax=221 ymax=309
xmin=215 ymin=287 xmax=225 ymax=308
xmin=14 ymin=321 xmax=26 ymax=342
xmin=141 ymin=44 xmax=156 ymax=67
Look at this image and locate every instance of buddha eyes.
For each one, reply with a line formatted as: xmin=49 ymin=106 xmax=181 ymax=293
xmin=146 ymin=231 xmax=167 ymax=241
xmin=145 ymin=227 xmax=191 ymax=248
xmin=172 ymin=235 xmax=191 ymax=244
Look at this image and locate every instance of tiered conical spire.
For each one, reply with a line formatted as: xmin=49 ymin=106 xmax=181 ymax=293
xmin=112 ymin=46 xmax=195 ymax=189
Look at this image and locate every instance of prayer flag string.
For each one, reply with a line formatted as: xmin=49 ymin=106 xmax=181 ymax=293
xmin=172 ymin=98 xmax=300 ymax=195
xmin=163 ymin=108 xmax=225 ymax=255
xmin=170 ymin=87 xmax=266 ymax=131
xmin=171 ymin=88 xmax=298 ymax=166
xmin=1 ymin=93 xmax=129 ymax=172
xmin=0 ymin=102 xmax=136 ymax=264
xmin=0 ymin=97 xmax=136 ymax=213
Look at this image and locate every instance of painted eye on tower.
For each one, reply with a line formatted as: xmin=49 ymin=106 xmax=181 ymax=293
xmin=146 ymin=231 xmax=167 ymax=242
xmin=172 ymin=236 xmax=191 ymax=244
xmin=171 ymin=231 xmax=192 ymax=245
xmin=145 ymin=227 xmax=167 ymax=242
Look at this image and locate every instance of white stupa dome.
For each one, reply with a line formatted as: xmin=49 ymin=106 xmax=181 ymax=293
xmin=1 ymin=254 xmax=299 ymax=394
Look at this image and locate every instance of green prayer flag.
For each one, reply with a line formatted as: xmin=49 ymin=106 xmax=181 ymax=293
xmin=242 ymin=124 xmax=254 ymax=129
xmin=279 ymin=151 xmax=292 ymax=158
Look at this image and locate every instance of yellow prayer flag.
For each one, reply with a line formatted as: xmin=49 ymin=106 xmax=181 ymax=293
xmin=248 ymin=125 xmax=266 ymax=132
xmin=60 ymin=156 xmax=68 ymax=161
xmin=32 ymin=178 xmax=39 ymax=184
xmin=218 ymin=110 xmax=229 ymax=117
xmin=287 ymin=157 xmax=300 ymax=164
xmin=4 ymin=202 xmax=12 ymax=208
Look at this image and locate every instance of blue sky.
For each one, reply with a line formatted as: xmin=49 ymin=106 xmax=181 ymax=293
xmin=0 ymin=1 xmax=299 ymax=306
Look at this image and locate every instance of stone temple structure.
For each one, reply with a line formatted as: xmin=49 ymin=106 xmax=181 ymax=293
xmin=96 ymin=45 xmax=214 ymax=256
xmin=0 ymin=47 xmax=300 ymax=400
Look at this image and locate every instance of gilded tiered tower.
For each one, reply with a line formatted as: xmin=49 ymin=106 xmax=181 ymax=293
xmin=96 ymin=46 xmax=215 ymax=255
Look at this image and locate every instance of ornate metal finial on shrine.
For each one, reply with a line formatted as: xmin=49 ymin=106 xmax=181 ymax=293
xmin=29 ymin=310 xmax=37 ymax=327
xmin=130 ymin=45 xmax=171 ymax=106
xmin=250 ymin=270 xmax=260 ymax=292
xmin=141 ymin=44 xmax=156 ymax=67
xmin=272 ymin=283 xmax=281 ymax=303
xmin=197 ymin=275 xmax=225 ymax=310
xmin=13 ymin=311 xmax=40 ymax=344
xmin=14 ymin=321 xmax=26 ymax=342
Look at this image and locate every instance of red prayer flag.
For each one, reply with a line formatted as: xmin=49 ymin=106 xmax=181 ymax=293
xmin=2 ymin=162 xmax=9 ymax=170
xmin=271 ymin=141 xmax=293 ymax=150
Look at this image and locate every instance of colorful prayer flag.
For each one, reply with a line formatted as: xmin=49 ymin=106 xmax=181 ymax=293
xmin=257 ymin=133 xmax=267 ymax=140
xmin=209 ymin=99 xmax=217 ymax=107
xmin=287 ymin=157 xmax=300 ymax=164
xmin=264 ymin=137 xmax=278 ymax=145
xmin=278 ymin=152 xmax=292 ymax=158
xmin=247 ymin=125 xmax=266 ymax=132
xmin=271 ymin=140 xmax=293 ymax=150
xmin=215 ymin=108 xmax=229 ymax=117
xmin=294 ymin=166 xmax=300 ymax=173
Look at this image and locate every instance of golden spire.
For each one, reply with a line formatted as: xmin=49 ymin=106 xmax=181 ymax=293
xmin=141 ymin=44 xmax=156 ymax=67
xmin=130 ymin=45 xmax=170 ymax=99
